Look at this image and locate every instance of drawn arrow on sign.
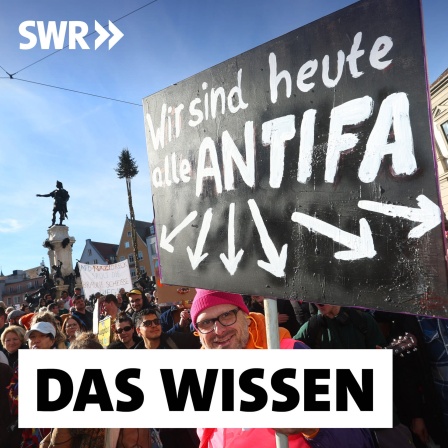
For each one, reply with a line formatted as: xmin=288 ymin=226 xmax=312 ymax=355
xmin=358 ymin=194 xmax=441 ymax=239
xmin=220 ymin=203 xmax=244 ymax=275
xmin=159 ymin=211 xmax=198 ymax=253
xmin=248 ymin=199 xmax=288 ymax=277
xmin=187 ymin=208 xmax=213 ymax=270
xmin=291 ymin=213 xmax=376 ymax=260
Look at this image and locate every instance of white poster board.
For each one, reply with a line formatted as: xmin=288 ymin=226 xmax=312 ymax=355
xmin=78 ymin=260 xmax=133 ymax=299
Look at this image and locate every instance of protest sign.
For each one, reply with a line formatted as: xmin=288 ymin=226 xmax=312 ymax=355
xmin=78 ymin=260 xmax=133 ymax=299
xmin=98 ymin=316 xmax=111 ymax=348
xmin=143 ymin=0 xmax=448 ymax=317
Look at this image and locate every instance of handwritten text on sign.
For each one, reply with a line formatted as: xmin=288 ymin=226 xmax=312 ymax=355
xmin=143 ymin=0 xmax=448 ymax=316
xmin=78 ymin=260 xmax=133 ymax=298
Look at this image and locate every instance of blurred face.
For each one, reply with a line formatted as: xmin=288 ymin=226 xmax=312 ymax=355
xmin=65 ymin=318 xmax=80 ymax=338
xmin=129 ymin=294 xmax=143 ymax=312
xmin=22 ymin=306 xmax=30 ymax=313
xmin=103 ymin=301 xmax=117 ymax=315
xmin=116 ymin=321 xmax=134 ymax=344
xmin=28 ymin=331 xmax=54 ymax=349
xmin=137 ymin=314 xmax=162 ymax=340
xmin=316 ymin=304 xmax=341 ymax=318
xmin=74 ymin=298 xmax=86 ymax=312
xmin=116 ymin=293 xmax=123 ymax=304
xmin=196 ymin=304 xmax=250 ymax=350
xmin=62 ymin=292 xmax=68 ymax=300
xmin=4 ymin=331 xmax=22 ymax=354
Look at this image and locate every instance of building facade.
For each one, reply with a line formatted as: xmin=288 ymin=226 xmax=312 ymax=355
xmin=79 ymin=239 xmax=118 ymax=265
xmin=0 ymin=265 xmax=46 ymax=307
xmin=116 ymin=218 xmax=154 ymax=281
xmin=431 ymin=68 xmax=448 ymax=217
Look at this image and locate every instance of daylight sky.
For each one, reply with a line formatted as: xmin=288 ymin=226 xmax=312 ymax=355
xmin=0 ymin=0 xmax=446 ymax=276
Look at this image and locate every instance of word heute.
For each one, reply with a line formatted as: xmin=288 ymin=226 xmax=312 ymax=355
xmin=146 ymin=31 xmax=392 ymax=153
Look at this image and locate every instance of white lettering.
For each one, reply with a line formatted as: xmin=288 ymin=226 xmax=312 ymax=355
xmin=196 ymin=137 xmax=223 ymax=196
xmin=262 ymin=115 xmax=296 ymax=188
xmin=359 ymin=92 xmax=416 ymax=183
xmin=325 ymin=96 xmax=374 ymax=183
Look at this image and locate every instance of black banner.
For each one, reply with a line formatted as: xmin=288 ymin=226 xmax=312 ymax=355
xmin=143 ymin=0 xmax=448 ymax=317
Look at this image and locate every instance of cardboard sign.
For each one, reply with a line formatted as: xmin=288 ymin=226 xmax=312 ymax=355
xmin=143 ymin=0 xmax=448 ymax=317
xmin=78 ymin=260 xmax=133 ymax=299
xmin=98 ymin=316 xmax=111 ymax=348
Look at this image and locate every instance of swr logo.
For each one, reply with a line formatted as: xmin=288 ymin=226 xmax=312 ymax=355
xmin=19 ymin=21 xmax=124 ymax=50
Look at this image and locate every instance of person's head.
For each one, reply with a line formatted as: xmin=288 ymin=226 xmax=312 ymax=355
xmin=61 ymin=291 xmax=69 ymax=300
xmin=1 ymin=325 xmax=26 ymax=354
xmin=0 ymin=301 xmax=6 ymax=310
xmin=315 ymin=303 xmax=341 ymax=319
xmin=57 ymin=299 xmax=66 ymax=309
xmin=104 ymin=294 xmax=119 ymax=315
xmin=73 ymin=295 xmax=86 ymax=312
xmin=25 ymin=321 xmax=56 ymax=349
xmin=127 ymin=289 xmax=144 ymax=312
xmin=0 ymin=307 xmax=6 ymax=329
xmin=73 ymin=287 xmax=82 ymax=296
xmin=135 ymin=308 xmax=162 ymax=341
xmin=44 ymin=293 xmax=53 ymax=304
xmin=56 ymin=180 xmax=63 ymax=189
xmin=115 ymin=313 xmax=135 ymax=345
xmin=62 ymin=314 xmax=86 ymax=339
xmin=116 ymin=293 xmax=123 ymax=304
xmin=32 ymin=311 xmax=66 ymax=347
xmin=20 ymin=303 xmax=30 ymax=313
xmin=47 ymin=302 xmax=59 ymax=315
xmin=7 ymin=309 xmax=26 ymax=326
xmin=69 ymin=332 xmax=103 ymax=350
xmin=190 ymin=289 xmax=250 ymax=350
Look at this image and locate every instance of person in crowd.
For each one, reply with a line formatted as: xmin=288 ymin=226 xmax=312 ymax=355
xmin=99 ymin=294 xmax=120 ymax=342
xmin=126 ymin=288 xmax=152 ymax=322
xmin=190 ymin=289 xmax=375 ymax=448
xmin=5 ymin=306 xmax=14 ymax=315
xmin=0 ymin=307 xmax=8 ymax=350
xmin=57 ymin=298 xmax=69 ymax=316
xmin=417 ymin=316 xmax=448 ymax=434
xmin=31 ymin=311 xmax=67 ymax=349
xmin=0 ymin=301 xmax=6 ymax=309
xmin=7 ymin=309 xmax=26 ymax=326
xmin=134 ymin=307 xmax=200 ymax=448
xmin=60 ymin=290 xmax=72 ymax=310
xmin=108 ymin=312 xmax=139 ymax=349
xmin=19 ymin=312 xmax=35 ymax=330
xmin=1 ymin=361 xmax=15 ymax=447
xmin=72 ymin=295 xmax=94 ymax=331
xmin=294 ymin=303 xmax=386 ymax=349
xmin=135 ymin=308 xmax=199 ymax=350
xmin=47 ymin=302 xmax=63 ymax=325
xmin=20 ymin=303 xmax=31 ymax=314
xmin=248 ymin=295 xmax=300 ymax=336
xmin=373 ymin=311 xmax=448 ymax=448
xmin=160 ymin=299 xmax=194 ymax=334
xmin=8 ymin=321 xmax=56 ymax=446
xmin=40 ymin=331 xmax=106 ymax=448
xmin=1 ymin=325 xmax=27 ymax=368
xmin=62 ymin=314 xmax=87 ymax=346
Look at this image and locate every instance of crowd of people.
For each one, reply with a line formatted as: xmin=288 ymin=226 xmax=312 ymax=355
xmin=0 ymin=287 xmax=447 ymax=448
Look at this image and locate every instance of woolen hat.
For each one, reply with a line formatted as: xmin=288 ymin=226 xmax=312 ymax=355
xmin=25 ymin=322 xmax=56 ymax=340
xmin=190 ymin=289 xmax=249 ymax=326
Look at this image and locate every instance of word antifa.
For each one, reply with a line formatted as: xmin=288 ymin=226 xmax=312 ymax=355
xmin=151 ymin=92 xmax=416 ymax=195
xmin=19 ymin=21 xmax=124 ymax=50
xmin=37 ymin=368 xmax=373 ymax=413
